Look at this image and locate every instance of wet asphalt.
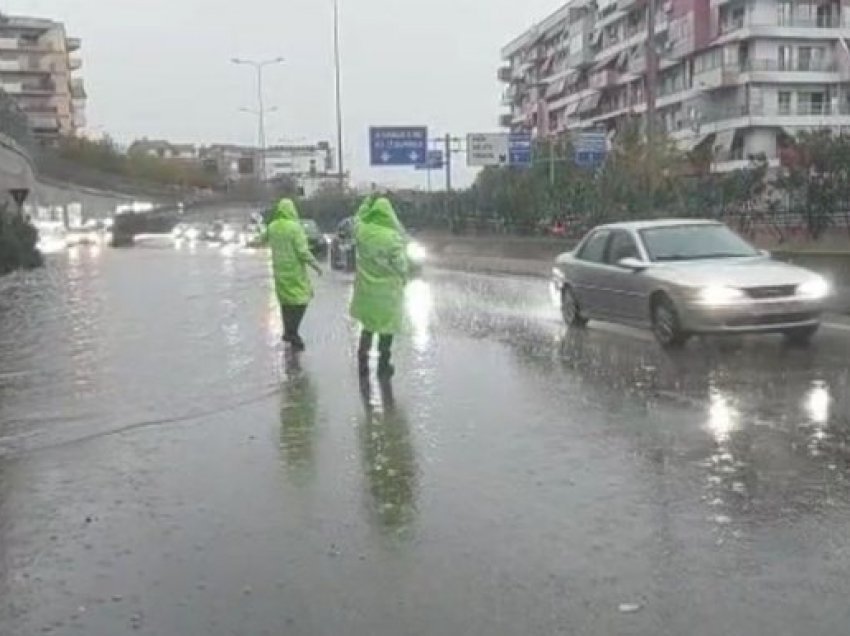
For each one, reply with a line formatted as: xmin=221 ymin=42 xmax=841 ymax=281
xmin=2 ymin=241 xmax=850 ymax=636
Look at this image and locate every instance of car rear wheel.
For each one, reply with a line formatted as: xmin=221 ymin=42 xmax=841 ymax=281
xmin=652 ymin=294 xmax=689 ymax=348
xmin=561 ymin=286 xmax=588 ymax=328
xmin=783 ymin=325 xmax=819 ymax=347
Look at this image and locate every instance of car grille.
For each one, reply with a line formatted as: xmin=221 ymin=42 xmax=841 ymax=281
xmin=743 ymin=285 xmax=798 ymax=299
xmin=725 ymin=311 xmax=819 ymax=327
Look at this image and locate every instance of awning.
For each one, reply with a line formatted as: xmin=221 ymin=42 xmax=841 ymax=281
xmin=589 ymin=29 xmax=603 ymax=46
xmin=577 ymin=92 xmax=602 ymax=114
xmin=546 ymin=78 xmax=567 ymax=97
xmin=591 ymin=51 xmax=619 ymax=71
xmin=713 ymin=129 xmax=736 ymax=154
xmin=565 ymin=100 xmax=581 ymax=116
xmin=594 ymin=9 xmax=626 ymax=30
xmin=678 ymin=133 xmax=712 ymax=153
xmin=563 ymin=69 xmax=580 ymax=85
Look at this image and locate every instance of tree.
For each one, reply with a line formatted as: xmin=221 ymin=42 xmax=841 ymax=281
xmin=776 ymin=131 xmax=850 ymax=239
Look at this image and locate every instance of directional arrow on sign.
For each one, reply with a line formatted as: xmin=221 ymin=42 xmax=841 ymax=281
xmin=409 ymin=151 xmax=420 ymax=162
xmin=381 ymin=151 xmax=391 ymax=163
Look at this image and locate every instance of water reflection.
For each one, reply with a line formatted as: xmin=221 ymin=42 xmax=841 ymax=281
xmin=358 ymin=376 xmax=418 ymax=537
xmin=279 ymin=353 xmax=317 ymax=485
xmin=405 ymin=279 xmax=433 ymax=352
xmin=529 ymin=327 xmax=850 ymax=526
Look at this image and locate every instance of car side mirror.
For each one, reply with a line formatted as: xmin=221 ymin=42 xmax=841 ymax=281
xmin=618 ymin=257 xmax=647 ymax=272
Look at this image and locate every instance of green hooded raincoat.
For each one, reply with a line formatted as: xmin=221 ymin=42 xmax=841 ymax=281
xmin=266 ymin=198 xmax=316 ymax=306
xmin=350 ymin=198 xmax=408 ymax=334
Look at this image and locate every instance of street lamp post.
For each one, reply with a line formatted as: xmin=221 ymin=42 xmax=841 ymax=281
xmin=232 ymin=56 xmax=284 ymax=182
xmin=333 ymin=0 xmax=345 ymax=190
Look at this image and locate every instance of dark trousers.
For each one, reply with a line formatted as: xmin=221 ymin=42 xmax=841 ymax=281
xmin=358 ymin=330 xmax=393 ymax=361
xmin=281 ymin=304 xmax=307 ymax=341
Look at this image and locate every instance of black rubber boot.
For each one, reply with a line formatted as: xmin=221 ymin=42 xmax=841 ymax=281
xmin=377 ymin=335 xmax=394 ymax=378
xmin=377 ymin=352 xmax=394 ymax=379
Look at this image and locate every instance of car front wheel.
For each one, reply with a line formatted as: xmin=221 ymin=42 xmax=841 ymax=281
xmin=561 ymin=286 xmax=588 ymax=328
xmin=652 ymin=294 xmax=689 ymax=348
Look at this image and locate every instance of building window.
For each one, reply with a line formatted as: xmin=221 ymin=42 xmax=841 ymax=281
xmin=778 ymin=91 xmax=791 ymax=115
xmin=798 ymin=46 xmax=812 ymax=71
xmin=777 ymin=0 xmax=793 ymax=26
xmin=778 ymin=45 xmax=792 ymax=71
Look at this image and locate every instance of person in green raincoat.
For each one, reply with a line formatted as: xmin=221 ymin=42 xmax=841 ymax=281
xmin=351 ymin=197 xmax=408 ymax=377
xmin=265 ymin=198 xmax=322 ymax=350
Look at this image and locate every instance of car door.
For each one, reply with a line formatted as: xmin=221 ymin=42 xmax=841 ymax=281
xmin=603 ymin=230 xmax=649 ymax=324
xmin=570 ymin=229 xmax=612 ymax=317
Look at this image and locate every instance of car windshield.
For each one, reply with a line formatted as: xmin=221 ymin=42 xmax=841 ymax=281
xmin=640 ymin=224 xmax=759 ymax=261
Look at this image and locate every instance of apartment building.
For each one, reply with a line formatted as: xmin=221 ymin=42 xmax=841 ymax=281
xmin=499 ymin=0 xmax=850 ymax=171
xmin=0 ymin=13 xmax=86 ymax=141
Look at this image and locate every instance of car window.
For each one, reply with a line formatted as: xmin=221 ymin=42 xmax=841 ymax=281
xmin=640 ymin=224 xmax=759 ymax=261
xmin=577 ymin=230 xmax=610 ymax=263
xmin=606 ymin=231 xmax=640 ymax=264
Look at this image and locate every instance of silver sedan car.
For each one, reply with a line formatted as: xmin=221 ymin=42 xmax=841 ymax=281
xmin=551 ymin=220 xmax=830 ymax=347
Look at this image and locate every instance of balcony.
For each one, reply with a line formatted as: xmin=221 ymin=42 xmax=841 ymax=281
xmin=66 ymin=37 xmax=82 ymax=52
xmin=743 ymin=59 xmax=837 ymax=73
xmin=69 ymin=58 xmax=83 ymax=71
xmin=589 ymin=68 xmax=619 ymax=89
xmin=499 ymin=113 xmax=513 ymax=128
xmin=701 ymin=102 xmax=850 ymax=124
xmin=497 ymin=66 xmax=511 ymax=82
xmin=19 ymin=80 xmax=57 ymax=95
xmin=29 ymin=114 xmax=59 ymax=130
xmin=71 ymin=78 xmax=86 ymax=99
xmin=716 ymin=13 xmax=843 ymax=38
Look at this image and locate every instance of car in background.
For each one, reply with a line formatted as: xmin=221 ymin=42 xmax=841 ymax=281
xmin=552 ymin=219 xmax=830 ymax=348
xmin=329 ymin=216 xmax=427 ymax=276
xmin=330 ymin=217 xmax=356 ymax=271
xmin=301 ymin=218 xmax=328 ymax=257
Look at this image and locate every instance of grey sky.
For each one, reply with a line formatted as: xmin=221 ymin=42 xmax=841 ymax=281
xmin=7 ymin=0 xmax=564 ymax=188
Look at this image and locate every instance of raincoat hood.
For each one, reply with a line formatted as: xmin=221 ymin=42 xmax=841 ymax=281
xmin=355 ymin=194 xmax=375 ymax=221
xmin=361 ymin=198 xmax=400 ymax=230
xmin=272 ymin=198 xmax=300 ymax=223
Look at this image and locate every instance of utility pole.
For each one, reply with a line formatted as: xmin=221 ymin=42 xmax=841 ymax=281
xmin=333 ymin=0 xmax=345 ymax=190
xmin=645 ymin=0 xmax=658 ymax=148
xmin=549 ymin=134 xmax=556 ymax=187
xmin=444 ymin=133 xmax=453 ymax=192
xmin=645 ymin=0 xmax=659 ymax=206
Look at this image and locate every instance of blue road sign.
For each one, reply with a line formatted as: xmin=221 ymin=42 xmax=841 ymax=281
xmin=508 ymin=133 xmax=532 ymax=167
xmin=574 ymin=132 xmax=608 ymax=169
xmin=415 ymin=150 xmax=444 ymax=171
xmin=369 ymin=126 xmax=429 ymax=166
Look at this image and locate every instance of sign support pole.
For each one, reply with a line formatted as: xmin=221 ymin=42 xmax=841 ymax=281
xmin=444 ymin=133 xmax=452 ymax=192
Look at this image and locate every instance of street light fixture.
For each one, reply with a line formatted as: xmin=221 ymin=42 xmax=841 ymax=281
xmin=231 ymin=56 xmax=285 ymax=182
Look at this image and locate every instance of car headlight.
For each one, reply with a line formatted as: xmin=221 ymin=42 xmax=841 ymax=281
xmin=186 ymin=228 xmax=200 ymax=241
xmin=698 ymin=285 xmax=746 ymax=305
xmin=406 ymin=241 xmax=427 ymax=262
xmin=221 ymin=229 xmax=236 ymax=242
xmin=798 ymin=276 xmax=830 ymax=300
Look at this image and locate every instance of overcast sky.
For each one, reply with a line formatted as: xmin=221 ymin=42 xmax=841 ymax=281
xmin=6 ymin=0 xmax=564 ymax=188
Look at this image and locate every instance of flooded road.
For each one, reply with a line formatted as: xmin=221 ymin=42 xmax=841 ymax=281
xmin=2 ymin=243 xmax=850 ymax=635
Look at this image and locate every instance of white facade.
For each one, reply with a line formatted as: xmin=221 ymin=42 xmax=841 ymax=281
xmin=264 ymin=142 xmax=335 ymax=181
xmin=0 ymin=13 xmax=86 ymax=140
xmin=500 ymin=0 xmax=850 ymax=171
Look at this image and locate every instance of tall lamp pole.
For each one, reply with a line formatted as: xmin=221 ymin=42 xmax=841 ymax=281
xmin=333 ymin=0 xmax=345 ymax=189
xmin=232 ymin=56 xmax=284 ymax=182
